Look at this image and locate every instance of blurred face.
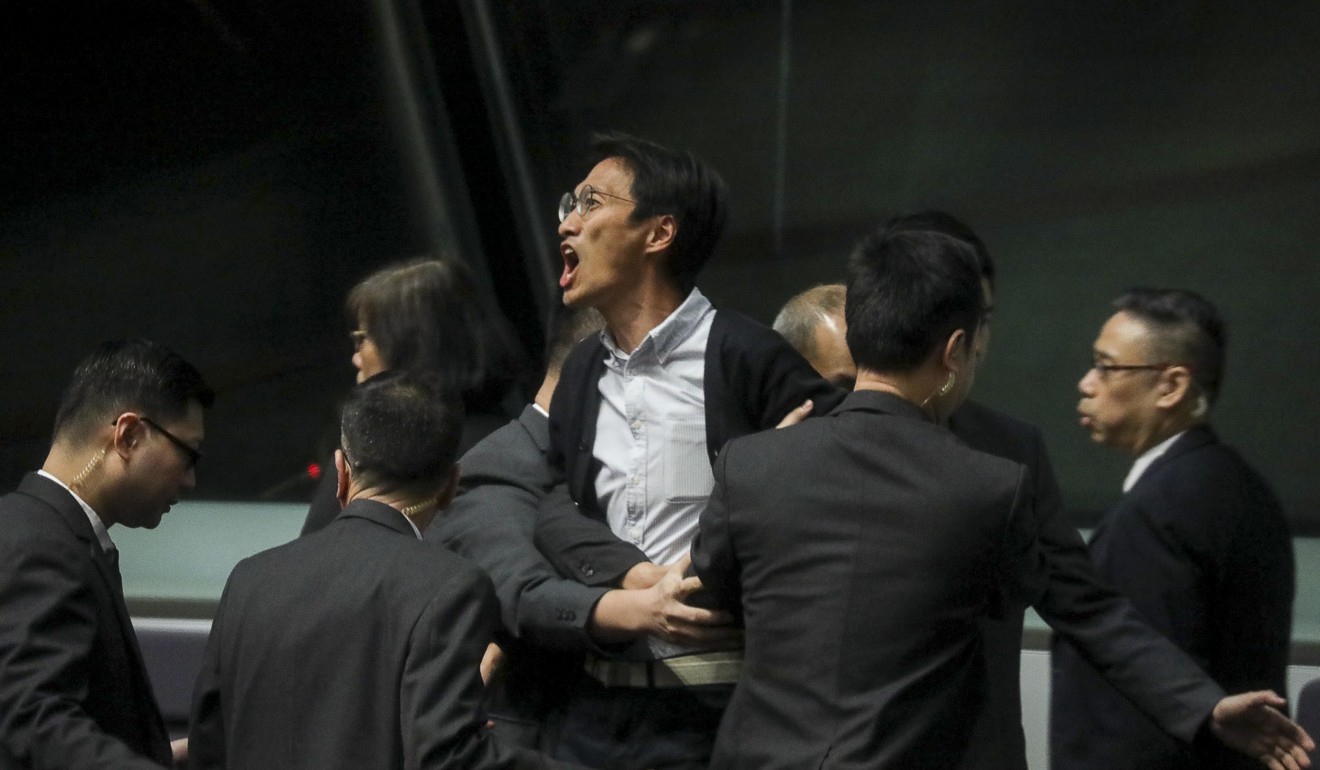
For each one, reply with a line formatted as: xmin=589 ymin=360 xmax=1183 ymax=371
xmin=808 ymin=311 xmax=857 ymax=390
xmin=1077 ymin=311 xmax=1167 ymax=455
xmin=117 ymin=401 xmax=204 ymax=528
xmin=556 ymin=157 xmax=651 ymax=312
xmin=351 ymin=326 xmax=386 ymax=383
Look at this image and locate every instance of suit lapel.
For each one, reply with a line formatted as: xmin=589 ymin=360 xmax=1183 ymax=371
xmin=1139 ymin=425 xmax=1217 ymax=482
xmin=15 ymin=474 xmax=170 ymax=756
xmin=1092 ymin=426 xmax=1219 ymax=542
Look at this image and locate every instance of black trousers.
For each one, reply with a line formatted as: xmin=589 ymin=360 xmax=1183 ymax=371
xmin=552 ymin=675 xmax=732 ymax=770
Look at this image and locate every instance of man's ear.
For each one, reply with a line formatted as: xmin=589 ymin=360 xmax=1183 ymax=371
xmin=1156 ymin=365 xmax=1194 ymax=410
xmin=335 ymin=449 xmax=350 ymax=510
xmin=110 ymin=412 xmax=143 ymax=461
xmin=941 ymin=328 xmax=969 ymax=374
xmin=643 ymin=214 xmax=677 ymax=255
xmin=435 ymin=463 xmax=461 ymax=511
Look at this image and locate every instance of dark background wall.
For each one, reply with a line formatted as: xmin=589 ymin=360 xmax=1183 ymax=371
xmin=2 ymin=0 xmax=1317 ymax=529
xmin=496 ymin=0 xmax=1320 ymax=528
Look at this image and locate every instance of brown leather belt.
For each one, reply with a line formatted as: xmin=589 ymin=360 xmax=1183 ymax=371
xmin=583 ymin=650 xmax=743 ymax=688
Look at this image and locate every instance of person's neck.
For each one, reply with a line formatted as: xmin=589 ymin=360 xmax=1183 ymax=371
xmin=853 ymin=367 xmax=951 ymax=422
xmin=41 ymin=443 xmax=113 ymax=524
xmin=601 ymin=281 xmax=687 ymax=354
xmin=349 ymin=488 xmax=436 ymax=531
xmin=533 ymin=372 xmax=558 ymax=413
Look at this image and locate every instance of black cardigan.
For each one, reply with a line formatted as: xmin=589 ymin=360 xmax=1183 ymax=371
xmin=537 ymin=308 xmax=846 ymax=585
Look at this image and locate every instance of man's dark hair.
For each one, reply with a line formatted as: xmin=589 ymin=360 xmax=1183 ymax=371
xmin=544 ymin=304 xmax=605 ymax=376
xmin=845 ymin=228 xmax=984 ymax=374
xmin=348 ymin=257 xmax=525 ymax=412
xmin=886 ymin=210 xmax=995 ymax=289
xmin=339 ymin=371 xmax=463 ymax=494
xmin=590 ymin=132 xmax=728 ymax=292
xmin=53 ymin=339 xmax=214 ymax=445
xmin=1112 ymin=287 xmax=1227 ymax=405
xmin=773 ymin=283 xmax=846 ymax=360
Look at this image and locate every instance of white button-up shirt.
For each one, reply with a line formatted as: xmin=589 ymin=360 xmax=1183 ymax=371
xmin=593 ymin=288 xmax=716 ymax=567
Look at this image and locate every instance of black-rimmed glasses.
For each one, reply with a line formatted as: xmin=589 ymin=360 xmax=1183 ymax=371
xmin=558 ymin=185 xmax=635 ymax=223
xmin=1089 ymin=362 xmax=1174 ymax=381
xmin=141 ymin=417 xmax=202 ymax=469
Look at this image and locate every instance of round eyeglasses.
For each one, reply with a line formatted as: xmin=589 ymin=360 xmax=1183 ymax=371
xmin=558 ymin=185 xmax=636 ymax=223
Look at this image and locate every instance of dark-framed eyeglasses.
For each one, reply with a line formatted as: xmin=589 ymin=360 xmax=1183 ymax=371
xmin=558 ymin=185 xmax=635 ymax=223
xmin=350 ymin=330 xmax=369 ymax=351
xmin=128 ymin=416 xmax=203 ymax=469
xmin=1089 ymin=361 xmax=1174 ymax=382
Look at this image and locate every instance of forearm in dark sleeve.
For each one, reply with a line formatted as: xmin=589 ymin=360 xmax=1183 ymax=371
xmin=437 ymin=494 xmax=610 ymax=650
xmin=1035 ymin=511 xmax=1224 ymax=743
xmin=533 ymin=485 xmax=648 ymax=587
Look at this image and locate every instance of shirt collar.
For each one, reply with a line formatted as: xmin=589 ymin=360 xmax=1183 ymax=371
xmin=37 ymin=469 xmax=116 ymax=554
xmin=1122 ymin=429 xmax=1187 ymax=493
xmin=600 ymin=288 xmax=713 ymax=365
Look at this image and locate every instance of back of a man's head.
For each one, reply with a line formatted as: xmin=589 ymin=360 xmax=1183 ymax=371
xmin=885 ymin=210 xmax=994 ymax=289
xmin=590 ymin=132 xmax=728 ymax=292
xmin=339 ymin=371 xmax=463 ymax=495
xmin=544 ymin=304 xmax=606 ymax=377
xmin=846 ymin=228 xmax=983 ymax=374
xmin=1112 ymin=287 xmax=1227 ymax=405
xmin=773 ymin=283 xmax=846 ymax=361
xmin=53 ymin=339 xmax=214 ymax=447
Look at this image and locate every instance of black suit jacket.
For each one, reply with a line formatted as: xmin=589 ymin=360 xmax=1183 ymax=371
xmin=1051 ymin=425 xmax=1293 ymax=770
xmin=949 ymin=402 xmax=1225 ymax=769
xmin=692 ymin=391 xmax=1047 ymax=770
xmin=189 ymin=498 xmax=567 ymax=769
xmin=426 ymin=405 xmax=610 ymax=749
xmin=0 ymin=473 xmax=171 ymax=769
xmin=537 ymin=309 xmax=845 ymax=585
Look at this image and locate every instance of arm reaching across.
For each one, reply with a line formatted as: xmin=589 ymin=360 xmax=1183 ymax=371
xmin=1210 ymin=690 xmax=1313 ymax=770
xmin=588 ymin=559 xmax=738 ymax=646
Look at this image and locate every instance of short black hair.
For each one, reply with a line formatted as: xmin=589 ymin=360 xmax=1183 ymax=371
xmin=339 ymin=371 xmax=463 ymax=494
xmin=845 ymin=228 xmax=984 ymax=374
xmin=53 ymin=339 xmax=214 ymax=445
xmin=885 ymin=210 xmax=995 ymax=289
xmin=544 ymin=304 xmax=605 ymax=376
xmin=590 ymin=132 xmax=728 ymax=292
xmin=348 ymin=257 xmax=525 ymax=413
xmin=1112 ymin=287 xmax=1227 ymax=405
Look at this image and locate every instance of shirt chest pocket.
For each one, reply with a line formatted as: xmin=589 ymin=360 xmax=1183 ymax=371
xmin=664 ymin=421 xmax=714 ymax=503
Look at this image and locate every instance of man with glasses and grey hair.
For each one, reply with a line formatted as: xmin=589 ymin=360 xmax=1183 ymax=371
xmin=1054 ymin=288 xmax=1297 ymax=770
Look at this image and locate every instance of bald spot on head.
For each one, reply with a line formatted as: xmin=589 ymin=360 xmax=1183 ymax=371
xmin=774 ymin=283 xmax=856 ymax=389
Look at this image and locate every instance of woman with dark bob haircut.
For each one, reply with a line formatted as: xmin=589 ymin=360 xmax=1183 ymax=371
xmin=300 ymin=257 xmax=526 ymax=535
